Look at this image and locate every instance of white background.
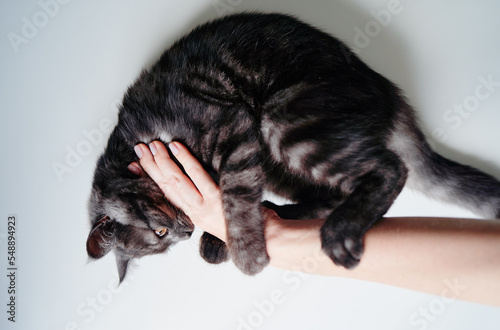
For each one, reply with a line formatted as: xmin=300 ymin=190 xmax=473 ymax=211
xmin=1 ymin=0 xmax=500 ymax=329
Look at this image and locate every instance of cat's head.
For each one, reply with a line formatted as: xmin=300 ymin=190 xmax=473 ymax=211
xmin=86 ymin=155 xmax=194 ymax=282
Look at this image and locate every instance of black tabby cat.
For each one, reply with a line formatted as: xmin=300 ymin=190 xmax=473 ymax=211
xmin=86 ymin=13 xmax=500 ymax=281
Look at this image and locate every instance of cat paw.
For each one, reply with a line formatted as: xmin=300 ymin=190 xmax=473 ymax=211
xmin=228 ymin=236 xmax=269 ymax=275
xmin=320 ymin=221 xmax=364 ymax=269
xmin=199 ymin=232 xmax=229 ymax=264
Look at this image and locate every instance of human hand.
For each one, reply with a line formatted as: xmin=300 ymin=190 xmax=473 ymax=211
xmin=131 ymin=141 xmax=227 ymax=241
xmin=130 ymin=141 xmax=287 ymax=246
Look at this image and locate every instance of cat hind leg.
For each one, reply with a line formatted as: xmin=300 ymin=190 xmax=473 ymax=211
xmin=321 ymin=154 xmax=407 ymax=269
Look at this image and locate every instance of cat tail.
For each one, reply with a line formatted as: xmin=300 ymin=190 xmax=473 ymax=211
xmin=388 ymin=100 xmax=500 ymax=219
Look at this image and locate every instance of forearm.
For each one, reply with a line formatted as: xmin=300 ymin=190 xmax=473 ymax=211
xmin=136 ymin=141 xmax=500 ymax=306
xmin=266 ymin=216 xmax=500 ymax=307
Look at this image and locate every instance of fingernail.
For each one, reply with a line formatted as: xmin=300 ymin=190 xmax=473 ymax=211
xmin=168 ymin=142 xmax=179 ymax=155
xmin=134 ymin=145 xmax=143 ymax=159
xmin=149 ymin=142 xmax=157 ymax=156
xmin=127 ymin=163 xmax=142 ymax=175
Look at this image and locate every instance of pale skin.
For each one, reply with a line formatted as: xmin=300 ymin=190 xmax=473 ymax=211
xmin=131 ymin=141 xmax=500 ymax=307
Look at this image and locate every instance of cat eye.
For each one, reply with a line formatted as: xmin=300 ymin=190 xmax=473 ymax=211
xmin=155 ymin=228 xmax=168 ymax=238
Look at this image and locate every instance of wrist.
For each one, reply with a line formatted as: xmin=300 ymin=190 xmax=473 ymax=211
xmin=189 ymin=204 xmax=227 ymax=242
xmin=265 ymin=216 xmax=325 ymax=271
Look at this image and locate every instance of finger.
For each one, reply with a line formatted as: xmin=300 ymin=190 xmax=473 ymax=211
xmin=135 ymin=143 xmax=202 ymax=207
xmin=134 ymin=143 xmax=172 ymax=184
xmin=148 ymin=141 xmax=204 ymax=205
xmin=169 ymin=142 xmax=220 ymax=199
xmin=127 ymin=162 xmax=143 ymax=176
xmin=145 ymin=141 xmax=184 ymax=181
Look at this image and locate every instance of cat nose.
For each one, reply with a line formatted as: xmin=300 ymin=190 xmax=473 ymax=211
xmin=178 ymin=230 xmax=193 ymax=240
xmin=182 ymin=219 xmax=195 ymax=232
xmin=176 ymin=218 xmax=194 ymax=240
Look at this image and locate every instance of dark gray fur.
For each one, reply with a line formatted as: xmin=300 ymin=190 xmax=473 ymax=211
xmin=86 ymin=13 xmax=500 ymax=281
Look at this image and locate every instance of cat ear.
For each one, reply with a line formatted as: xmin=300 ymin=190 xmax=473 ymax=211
xmin=115 ymin=253 xmax=131 ymax=283
xmin=86 ymin=216 xmax=116 ymax=259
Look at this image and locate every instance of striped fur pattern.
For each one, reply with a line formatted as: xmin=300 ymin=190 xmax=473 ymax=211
xmin=86 ymin=13 xmax=500 ymax=281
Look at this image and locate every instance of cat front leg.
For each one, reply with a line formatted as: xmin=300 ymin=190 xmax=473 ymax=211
xmin=218 ymin=141 xmax=270 ymax=275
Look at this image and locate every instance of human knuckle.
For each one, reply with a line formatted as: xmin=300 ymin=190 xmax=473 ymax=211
xmin=166 ymin=175 xmax=181 ymax=187
xmin=155 ymin=154 xmax=171 ymax=166
xmin=159 ymin=176 xmax=180 ymax=191
xmin=187 ymin=166 xmax=202 ymax=179
xmin=138 ymin=157 xmax=152 ymax=168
